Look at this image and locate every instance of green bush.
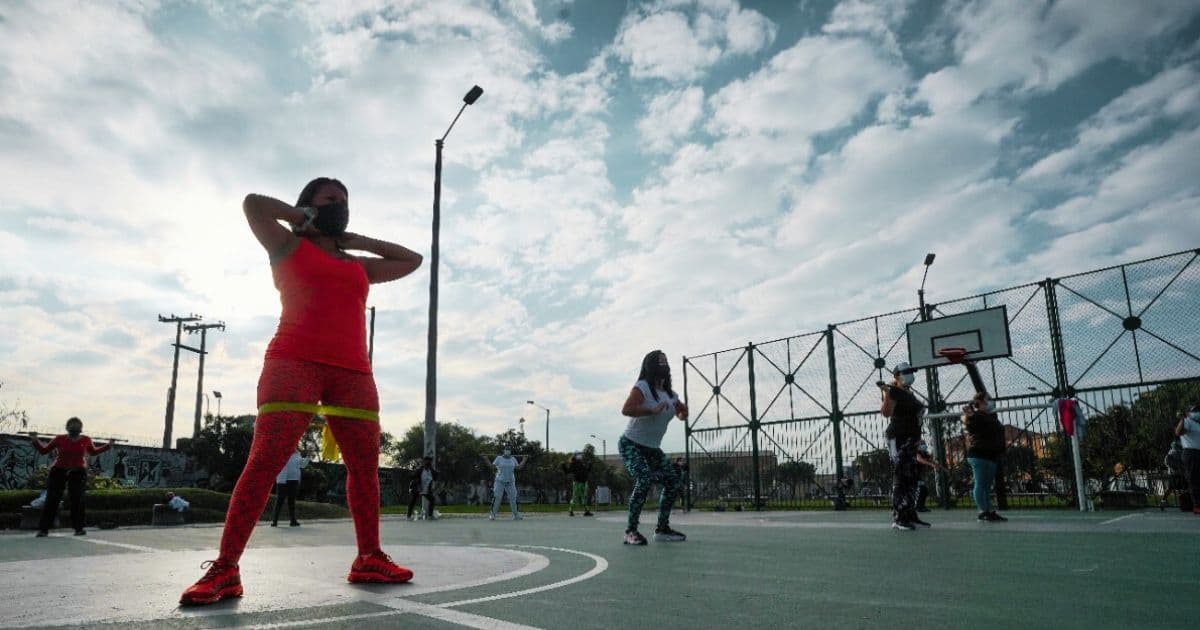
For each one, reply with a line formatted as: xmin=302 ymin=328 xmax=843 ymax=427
xmin=0 ymin=487 xmax=350 ymax=529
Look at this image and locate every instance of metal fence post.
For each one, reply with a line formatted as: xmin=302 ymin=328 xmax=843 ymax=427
xmin=682 ymin=354 xmax=692 ymax=511
xmin=746 ymin=343 xmax=762 ymax=511
xmin=826 ymin=325 xmax=846 ymax=510
xmin=1042 ymin=276 xmax=1082 ymax=508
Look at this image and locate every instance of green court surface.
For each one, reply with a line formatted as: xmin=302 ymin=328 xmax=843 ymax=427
xmin=1 ymin=508 xmax=1197 ymax=629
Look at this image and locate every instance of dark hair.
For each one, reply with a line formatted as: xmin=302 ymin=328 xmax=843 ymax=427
xmin=296 ymin=177 xmax=348 ymax=208
xmin=65 ymin=417 xmax=82 ymax=429
xmin=638 ymin=350 xmax=675 ymax=401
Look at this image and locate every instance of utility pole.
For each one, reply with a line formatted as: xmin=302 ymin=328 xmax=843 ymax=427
xmin=159 ymin=314 xmax=202 ymax=450
xmin=183 ymin=321 xmax=226 ymax=442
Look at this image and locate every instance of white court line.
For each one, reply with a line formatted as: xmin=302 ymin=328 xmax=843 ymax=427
xmin=230 ymin=544 xmax=608 ymax=630
xmin=438 ymin=545 xmax=608 ymax=608
xmin=50 ymin=533 xmax=162 ymax=553
xmin=1099 ymin=513 xmax=1143 ymax=526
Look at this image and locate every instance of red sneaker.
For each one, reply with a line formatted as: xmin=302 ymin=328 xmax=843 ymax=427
xmin=180 ymin=559 xmax=242 ymax=606
xmin=348 ymin=550 xmax=414 ymax=584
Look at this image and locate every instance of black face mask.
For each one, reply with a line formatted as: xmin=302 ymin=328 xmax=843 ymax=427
xmin=67 ymin=428 xmax=81 ymax=437
xmin=313 ymin=201 xmax=349 ymax=237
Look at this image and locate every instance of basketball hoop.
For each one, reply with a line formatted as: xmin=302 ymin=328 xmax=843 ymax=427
xmin=938 ymin=347 xmax=968 ymax=364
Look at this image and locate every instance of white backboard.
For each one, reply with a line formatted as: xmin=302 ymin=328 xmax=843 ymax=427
xmin=906 ymin=305 xmax=1012 ymax=369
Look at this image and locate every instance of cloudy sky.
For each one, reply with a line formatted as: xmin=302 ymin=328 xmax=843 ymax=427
xmin=1 ymin=0 xmax=1197 ymax=455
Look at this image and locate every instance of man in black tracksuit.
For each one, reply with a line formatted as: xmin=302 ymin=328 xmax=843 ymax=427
xmin=880 ymin=362 xmax=928 ymax=530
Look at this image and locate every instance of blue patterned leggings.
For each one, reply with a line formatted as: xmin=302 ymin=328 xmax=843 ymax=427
xmin=620 ymin=436 xmax=680 ymax=531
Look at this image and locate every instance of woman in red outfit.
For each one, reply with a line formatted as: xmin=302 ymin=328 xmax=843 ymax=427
xmin=30 ymin=417 xmax=112 ymax=537
xmin=181 ymin=178 xmax=423 ymax=605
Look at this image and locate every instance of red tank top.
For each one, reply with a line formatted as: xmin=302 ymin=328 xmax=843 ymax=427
xmin=264 ymin=238 xmax=371 ymax=372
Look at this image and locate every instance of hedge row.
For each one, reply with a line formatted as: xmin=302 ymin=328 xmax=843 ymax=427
xmin=0 ymin=488 xmax=350 ymax=529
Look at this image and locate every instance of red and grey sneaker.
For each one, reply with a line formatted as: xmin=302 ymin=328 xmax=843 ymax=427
xmin=348 ymin=550 xmax=414 ymax=584
xmin=180 ymin=559 xmax=242 ymax=606
xmin=623 ymin=529 xmax=647 ymax=545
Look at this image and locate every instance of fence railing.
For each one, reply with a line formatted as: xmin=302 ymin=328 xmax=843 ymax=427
xmin=683 ymin=248 xmax=1200 ymax=510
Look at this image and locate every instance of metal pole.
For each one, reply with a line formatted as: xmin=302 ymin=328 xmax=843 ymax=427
xmin=826 ymin=326 xmax=846 ymax=510
xmin=545 ymin=408 xmax=550 ymax=452
xmin=747 ymin=343 xmax=762 ymax=511
xmin=164 ymin=320 xmax=183 ymax=449
xmin=424 ymin=139 xmax=443 ymax=464
xmin=683 ymin=355 xmax=691 ymax=511
xmin=368 ymin=306 xmax=376 ymax=366
xmin=192 ymin=328 xmax=207 ymax=440
xmin=918 ymin=294 xmax=950 ymax=508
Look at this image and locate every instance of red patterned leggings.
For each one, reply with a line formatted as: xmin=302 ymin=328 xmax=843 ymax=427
xmin=218 ymin=358 xmax=381 ymax=562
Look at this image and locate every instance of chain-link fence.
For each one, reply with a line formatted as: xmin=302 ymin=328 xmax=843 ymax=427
xmin=683 ymin=248 xmax=1200 ymax=510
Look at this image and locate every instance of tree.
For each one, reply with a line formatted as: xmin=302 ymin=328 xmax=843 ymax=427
xmin=0 ymin=381 xmax=30 ymax=433
xmin=1038 ymin=381 xmax=1200 ymax=495
xmin=388 ymin=422 xmax=492 ymax=489
xmin=185 ymin=414 xmax=256 ymax=491
xmin=776 ymin=460 xmax=816 ymax=499
xmin=854 ymin=448 xmax=893 ymax=492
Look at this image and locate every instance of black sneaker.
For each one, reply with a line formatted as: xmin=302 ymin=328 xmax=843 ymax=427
xmin=74 ymin=529 xmax=87 ymax=536
xmin=569 ymin=510 xmax=575 ymax=517
xmin=35 ymin=530 xmax=48 ymax=538
xmin=912 ymin=518 xmax=932 ymax=528
xmin=290 ymin=521 xmax=300 ymax=527
xmin=653 ymin=525 xmax=686 ymax=542
xmin=583 ymin=511 xmax=594 ymax=517
xmin=623 ymin=529 xmax=647 ymax=545
xmin=985 ymin=511 xmax=1008 ymax=522
xmin=977 ymin=512 xmax=989 ymax=521
xmin=270 ymin=522 xmax=278 ymax=527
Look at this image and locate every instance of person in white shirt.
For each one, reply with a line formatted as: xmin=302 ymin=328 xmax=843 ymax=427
xmin=619 ymin=350 xmax=689 ymax=545
xmin=486 ymin=449 xmax=526 ymax=520
xmin=272 ymin=450 xmax=309 ymax=527
xmin=1173 ymin=403 xmax=1200 ymax=516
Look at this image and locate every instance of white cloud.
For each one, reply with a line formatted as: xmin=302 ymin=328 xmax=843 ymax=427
xmin=613 ymin=0 xmax=776 ymax=82
xmin=638 ymin=86 xmax=706 ymax=154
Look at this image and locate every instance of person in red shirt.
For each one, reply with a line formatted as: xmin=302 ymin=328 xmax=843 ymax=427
xmin=30 ymin=417 xmax=112 ymax=537
xmin=180 ymin=178 xmax=423 ymax=606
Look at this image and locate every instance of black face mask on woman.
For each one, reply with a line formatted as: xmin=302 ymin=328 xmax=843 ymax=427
xmin=313 ymin=201 xmax=349 ymax=237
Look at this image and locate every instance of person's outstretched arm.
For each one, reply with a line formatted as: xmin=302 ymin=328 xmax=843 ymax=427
xmin=86 ymin=437 xmax=113 ymax=455
xmin=964 ymin=360 xmax=987 ymax=395
xmin=340 ymin=233 xmax=423 ymax=284
xmin=29 ymin=433 xmax=53 ymax=454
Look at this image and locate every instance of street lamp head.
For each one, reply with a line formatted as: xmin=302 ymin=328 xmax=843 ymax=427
xmin=463 ymin=85 xmax=483 ymax=105
xmin=525 ymin=400 xmax=535 ymax=405
xmin=213 ymin=391 xmax=222 ymax=398
xmin=923 ymin=253 xmax=936 ymax=266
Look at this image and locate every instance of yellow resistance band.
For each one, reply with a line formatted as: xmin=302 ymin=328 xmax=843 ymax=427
xmin=257 ymin=402 xmax=380 ymax=462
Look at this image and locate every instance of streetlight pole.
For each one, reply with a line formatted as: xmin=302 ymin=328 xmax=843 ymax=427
xmin=424 ymin=85 xmax=484 ymax=466
xmin=213 ymin=391 xmax=222 ymax=418
xmin=589 ymin=434 xmax=606 ymax=461
xmin=917 ymin=253 xmax=950 ymax=508
xmin=527 ymin=401 xmax=549 ymax=452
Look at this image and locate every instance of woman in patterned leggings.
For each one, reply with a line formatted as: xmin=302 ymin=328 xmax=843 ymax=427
xmin=619 ymin=350 xmax=689 ymax=545
xmin=180 ymin=178 xmax=423 ymax=605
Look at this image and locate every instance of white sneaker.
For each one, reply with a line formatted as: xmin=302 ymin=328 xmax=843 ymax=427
xmin=488 ymin=513 xmax=496 ymax=521
xmin=892 ymin=521 xmax=915 ymax=531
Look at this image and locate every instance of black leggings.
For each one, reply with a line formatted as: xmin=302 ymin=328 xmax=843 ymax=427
xmin=273 ymin=480 xmax=299 ymax=524
xmin=39 ymin=467 xmax=86 ymax=532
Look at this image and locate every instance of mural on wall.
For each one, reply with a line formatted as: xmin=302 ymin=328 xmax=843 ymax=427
xmin=0 ymin=434 xmax=204 ymax=489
